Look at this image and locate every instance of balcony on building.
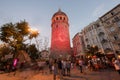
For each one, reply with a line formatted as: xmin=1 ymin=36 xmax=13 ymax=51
xmin=101 ymin=38 xmax=108 ymax=43
xmin=98 ymin=32 xmax=105 ymax=36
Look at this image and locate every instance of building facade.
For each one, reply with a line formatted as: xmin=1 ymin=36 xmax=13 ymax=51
xmin=72 ymin=4 xmax=120 ymax=59
xmin=50 ymin=9 xmax=71 ymax=58
xmin=82 ymin=21 xmax=102 ymax=50
xmin=72 ymin=32 xmax=85 ymax=58
xmin=100 ymin=4 xmax=120 ymax=57
xmin=81 ymin=19 xmax=113 ymax=56
xmin=95 ymin=20 xmax=111 ymax=54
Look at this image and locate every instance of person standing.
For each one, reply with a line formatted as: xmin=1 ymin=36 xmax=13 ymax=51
xmin=88 ymin=58 xmax=94 ymax=71
xmin=53 ymin=59 xmax=58 ymax=80
xmin=57 ymin=59 xmax=62 ymax=79
xmin=48 ymin=60 xmax=53 ymax=74
xmin=78 ymin=58 xmax=83 ymax=73
xmin=112 ymin=58 xmax=120 ymax=75
xmin=62 ymin=60 xmax=66 ymax=76
xmin=66 ymin=60 xmax=71 ymax=76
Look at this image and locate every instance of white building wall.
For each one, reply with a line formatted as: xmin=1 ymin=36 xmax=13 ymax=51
xmin=82 ymin=20 xmax=111 ymax=54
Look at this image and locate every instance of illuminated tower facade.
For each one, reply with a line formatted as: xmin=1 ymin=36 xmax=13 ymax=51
xmin=50 ymin=9 xmax=71 ymax=58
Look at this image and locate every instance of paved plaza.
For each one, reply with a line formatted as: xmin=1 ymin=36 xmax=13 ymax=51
xmin=0 ymin=66 xmax=120 ymax=80
xmin=63 ymin=68 xmax=120 ymax=80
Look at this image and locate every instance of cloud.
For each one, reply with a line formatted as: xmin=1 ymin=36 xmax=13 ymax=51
xmin=92 ymin=3 xmax=105 ymax=18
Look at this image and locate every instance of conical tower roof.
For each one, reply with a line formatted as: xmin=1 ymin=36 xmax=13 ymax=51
xmin=52 ymin=9 xmax=67 ymax=18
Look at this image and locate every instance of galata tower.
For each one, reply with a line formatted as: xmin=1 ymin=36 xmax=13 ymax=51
xmin=50 ymin=9 xmax=71 ymax=59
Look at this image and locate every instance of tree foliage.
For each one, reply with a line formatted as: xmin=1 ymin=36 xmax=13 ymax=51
xmin=0 ymin=20 xmax=39 ymax=59
xmin=26 ymin=44 xmax=39 ymax=60
xmin=0 ymin=20 xmax=35 ymax=51
xmin=0 ymin=44 xmax=11 ymax=58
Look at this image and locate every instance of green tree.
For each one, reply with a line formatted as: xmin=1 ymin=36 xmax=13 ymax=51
xmin=0 ymin=20 xmax=39 ymax=58
xmin=26 ymin=44 xmax=39 ymax=60
xmin=0 ymin=23 xmax=15 ymax=43
xmin=0 ymin=44 xmax=11 ymax=60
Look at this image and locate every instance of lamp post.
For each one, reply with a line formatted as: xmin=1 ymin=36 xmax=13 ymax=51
xmin=28 ymin=28 xmax=39 ymax=36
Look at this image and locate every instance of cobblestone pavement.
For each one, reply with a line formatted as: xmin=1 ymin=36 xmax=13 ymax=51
xmin=63 ymin=68 xmax=120 ymax=80
xmin=0 ymin=67 xmax=120 ymax=80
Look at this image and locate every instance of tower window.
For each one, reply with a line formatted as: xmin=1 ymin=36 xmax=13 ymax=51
xmin=60 ymin=17 xmax=62 ymax=20
xmin=56 ymin=17 xmax=58 ymax=20
xmin=64 ymin=17 xmax=65 ymax=20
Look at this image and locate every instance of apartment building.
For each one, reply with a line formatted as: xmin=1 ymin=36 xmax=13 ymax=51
xmin=72 ymin=32 xmax=85 ymax=58
xmin=72 ymin=4 xmax=120 ymax=59
xmin=100 ymin=4 xmax=120 ymax=56
xmin=82 ymin=20 xmax=110 ymax=54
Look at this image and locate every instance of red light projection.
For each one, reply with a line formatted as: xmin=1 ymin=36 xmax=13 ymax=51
xmin=50 ymin=9 xmax=71 ymax=58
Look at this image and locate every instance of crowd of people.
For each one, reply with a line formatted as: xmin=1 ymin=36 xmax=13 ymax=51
xmin=48 ymin=59 xmax=72 ymax=80
xmin=0 ymin=55 xmax=120 ymax=80
xmin=47 ymin=56 xmax=120 ymax=80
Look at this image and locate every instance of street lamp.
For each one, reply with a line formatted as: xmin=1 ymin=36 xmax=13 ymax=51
xmin=28 ymin=28 xmax=39 ymax=35
xmin=28 ymin=28 xmax=39 ymax=44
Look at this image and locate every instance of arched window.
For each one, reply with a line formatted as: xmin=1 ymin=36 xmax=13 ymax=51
xmin=60 ymin=17 xmax=62 ymax=20
xmin=64 ymin=17 xmax=65 ymax=20
xmin=56 ymin=17 xmax=58 ymax=20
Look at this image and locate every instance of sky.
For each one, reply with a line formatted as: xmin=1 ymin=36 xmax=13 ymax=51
xmin=0 ymin=0 xmax=120 ymax=47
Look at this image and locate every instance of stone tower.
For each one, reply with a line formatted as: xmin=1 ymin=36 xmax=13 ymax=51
xmin=50 ymin=9 xmax=71 ymax=58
